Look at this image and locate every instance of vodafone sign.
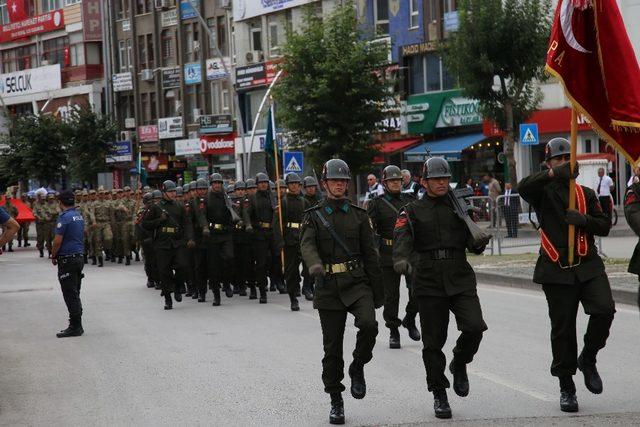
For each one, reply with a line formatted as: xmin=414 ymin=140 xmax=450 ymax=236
xmin=0 ymin=10 xmax=65 ymax=43
xmin=200 ymin=133 xmax=235 ymax=155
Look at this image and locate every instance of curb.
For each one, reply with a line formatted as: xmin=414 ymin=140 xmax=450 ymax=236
xmin=476 ymin=271 xmax=638 ymax=306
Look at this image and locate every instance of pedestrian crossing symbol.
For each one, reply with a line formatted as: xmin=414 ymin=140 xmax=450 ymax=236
xmin=519 ymin=123 xmax=539 ymax=146
xmin=283 ymin=151 xmax=304 ymax=174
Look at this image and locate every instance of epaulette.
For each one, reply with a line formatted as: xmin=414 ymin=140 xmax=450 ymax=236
xmin=350 ymin=203 xmax=366 ymax=212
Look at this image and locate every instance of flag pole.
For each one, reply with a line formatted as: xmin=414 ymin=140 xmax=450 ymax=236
xmin=568 ymin=109 xmax=578 ymax=266
xmin=271 ymin=99 xmax=286 ymax=275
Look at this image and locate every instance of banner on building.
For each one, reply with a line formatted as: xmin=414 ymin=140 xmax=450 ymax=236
xmin=184 ymin=62 xmax=202 ymax=85
xmin=206 ymin=58 xmax=231 ymax=81
xmin=158 ymin=117 xmax=183 ymax=139
xmin=161 ymin=9 xmax=178 ymax=27
xmin=200 ymin=133 xmax=235 ymax=155
xmin=112 ymin=72 xmax=133 ymax=92
xmin=233 ymin=0 xmax=315 ymax=21
xmin=0 ymin=9 xmax=65 ymax=43
xmin=175 ymin=138 xmax=201 ymax=156
xmin=82 ymin=0 xmax=102 ymax=41
xmin=142 ymin=153 xmax=168 ymax=172
xmin=235 ymin=60 xmax=280 ymax=91
xmin=138 ymin=125 xmax=159 ymax=143
xmin=435 ymin=97 xmax=481 ymax=128
xmin=0 ymin=64 xmax=61 ymax=99
xmin=199 ymin=114 xmax=233 ymax=134
xmin=106 ymin=140 xmax=133 ymax=163
xmin=161 ymin=67 xmax=181 ymax=89
xmin=180 ymin=0 xmax=199 ymax=20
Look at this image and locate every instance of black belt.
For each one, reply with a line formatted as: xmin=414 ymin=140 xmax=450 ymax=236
xmin=57 ymin=253 xmax=83 ymax=260
xmin=423 ymin=249 xmax=465 ymax=260
xmin=324 ymin=259 xmax=362 ymax=274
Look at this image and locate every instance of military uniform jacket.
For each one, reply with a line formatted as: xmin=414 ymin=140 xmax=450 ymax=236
xmin=32 ymin=201 xmax=48 ymax=223
xmin=231 ymin=196 xmax=251 ymax=244
xmin=393 ymin=195 xmax=484 ymax=297
xmin=142 ymin=198 xmax=193 ymax=249
xmin=300 ymin=198 xmax=383 ymax=310
xmin=196 ymin=191 xmax=232 ymax=242
xmin=189 ymin=197 xmax=208 ymax=248
xmin=244 ymin=190 xmax=275 ymax=241
xmin=94 ymin=200 xmax=112 ymax=223
xmin=135 ymin=204 xmax=153 ymax=242
xmin=275 ymin=192 xmax=308 ymax=247
xmin=519 ymin=170 xmax=610 ymax=285
xmin=367 ymin=191 xmax=414 ymax=267
xmin=624 ymin=182 xmax=640 ymax=275
xmin=304 ymin=193 xmax=322 ymax=208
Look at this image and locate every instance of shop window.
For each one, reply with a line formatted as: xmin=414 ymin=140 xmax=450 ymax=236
xmin=42 ymin=0 xmax=61 ymax=12
xmin=410 ymin=0 xmax=420 ymax=29
xmin=375 ymin=0 xmax=389 ymax=36
xmin=161 ymin=29 xmax=175 ymax=66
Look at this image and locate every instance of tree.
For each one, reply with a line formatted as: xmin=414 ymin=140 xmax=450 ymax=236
xmin=444 ymin=0 xmax=552 ymax=185
xmin=64 ymin=106 xmax=117 ymax=187
xmin=272 ymin=2 xmax=393 ymax=176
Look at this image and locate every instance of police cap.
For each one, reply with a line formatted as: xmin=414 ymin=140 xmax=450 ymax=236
xmin=58 ymin=190 xmax=75 ymax=206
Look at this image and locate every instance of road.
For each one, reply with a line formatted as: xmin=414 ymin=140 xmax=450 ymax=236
xmin=1 ymin=248 xmax=640 ymax=426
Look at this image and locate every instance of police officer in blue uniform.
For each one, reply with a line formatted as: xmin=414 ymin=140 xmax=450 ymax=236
xmin=50 ymin=190 xmax=86 ymax=338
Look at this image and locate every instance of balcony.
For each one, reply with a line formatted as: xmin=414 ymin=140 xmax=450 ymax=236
xmin=61 ymin=64 xmax=103 ymax=84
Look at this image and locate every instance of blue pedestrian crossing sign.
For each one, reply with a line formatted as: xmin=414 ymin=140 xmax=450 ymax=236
xmin=519 ymin=123 xmax=539 ymax=146
xmin=283 ymin=151 xmax=304 ymax=174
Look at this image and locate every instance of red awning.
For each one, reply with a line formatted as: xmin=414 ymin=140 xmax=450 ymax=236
xmin=373 ymin=138 xmax=421 ymax=164
xmin=483 ymin=108 xmax=594 ymax=138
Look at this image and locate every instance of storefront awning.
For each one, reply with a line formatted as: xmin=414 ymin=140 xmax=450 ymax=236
xmin=404 ymin=133 xmax=485 ymax=162
xmin=377 ymin=138 xmax=421 ymax=154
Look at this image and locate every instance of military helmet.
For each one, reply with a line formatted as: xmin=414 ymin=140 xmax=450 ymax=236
xmin=285 ymin=172 xmax=302 ymax=184
xmin=227 ymin=184 xmax=235 ymax=193
xmin=175 ymin=186 xmax=183 ymax=196
xmin=234 ymin=180 xmax=246 ymax=190
xmin=162 ymin=180 xmax=177 ymax=192
xmin=276 ymin=178 xmax=286 ymax=187
xmin=196 ymin=178 xmax=208 ymax=189
xmin=256 ymin=172 xmax=270 ymax=183
xmin=245 ymin=178 xmax=257 ymax=189
xmin=89 ymin=189 xmax=96 ymax=195
xmin=422 ymin=157 xmax=452 ymax=179
xmin=189 ymin=181 xmax=197 ymax=191
xmin=123 ymin=186 xmax=131 ymax=192
xmin=545 ymin=137 xmax=571 ymax=161
xmin=143 ymin=185 xmax=151 ymax=192
xmin=210 ymin=173 xmax=223 ymax=183
xmin=382 ymin=165 xmax=403 ymax=181
xmin=183 ymin=183 xmax=190 ymax=193
xmin=303 ymin=176 xmax=318 ymax=188
xmin=321 ymin=159 xmax=350 ymax=180
xmin=269 ymin=180 xmax=275 ymax=190
xmin=143 ymin=192 xmax=153 ymax=202
xmin=152 ymin=190 xmax=162 ymax=199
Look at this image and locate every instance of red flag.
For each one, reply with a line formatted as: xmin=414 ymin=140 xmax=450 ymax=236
xmin=7 ymin=0 xmax=27 ymax=23
xmin=546 ymin=0 xmax=640 ymax=165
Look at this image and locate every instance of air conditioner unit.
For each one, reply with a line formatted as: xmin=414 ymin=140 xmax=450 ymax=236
xmin=193 ymin=41 xmax=201 ymax=52
xmin=120 ymin=130 xmax=132 ymax=141
xmin=246 ymin=50 xmax=263 ymax=63
xmin=140 ymin=69 xmax=154 ymax=81
xmin=193 ymin=108 xmax=203 ymax=121
xmin=270 ymin=46 xmax=281 ymax=57
xmin=219 ymin=0 xmax=231 ymax=9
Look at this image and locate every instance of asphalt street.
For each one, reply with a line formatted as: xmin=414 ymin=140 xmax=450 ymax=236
xmin=1 ymin=248 xmax=639 ymax=426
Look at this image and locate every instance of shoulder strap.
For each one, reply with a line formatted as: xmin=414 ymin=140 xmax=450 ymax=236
xmin=379 ymin=196 xmax=399 ymax=214
xmin=314 ymin=210 xmax=356 ymax=258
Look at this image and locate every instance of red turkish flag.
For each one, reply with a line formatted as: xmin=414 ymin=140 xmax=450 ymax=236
xmin=7 ymin=0 xmax=27 ymax=23
xmin=546 ymin=0 xmax=640 ymax=165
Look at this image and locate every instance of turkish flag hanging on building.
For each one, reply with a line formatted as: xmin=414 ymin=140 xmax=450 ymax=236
xmin=7 ymin=0 xmax=27 ymax=23
xmin=546 ymin=0 xmax=640 ymax=165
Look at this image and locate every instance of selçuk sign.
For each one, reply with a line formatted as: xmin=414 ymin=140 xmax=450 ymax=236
xmin=0 ymin=64 xmax=61 ymax=99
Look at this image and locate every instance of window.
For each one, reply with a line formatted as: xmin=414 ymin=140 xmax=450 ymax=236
xmin=150 ymin=92 xmax=157 ymax=122
xmin=1 ymin=44 xmax=37 ymax=73
xmin=410 ymin=0 xmax=420 ymax=28
xmin=222 ymin=89 xmax=229 ymax=112
xmin=0 ymin=0 xmax=8 ymax=26
xmin=136 ymin=0 xmax=152 ymax=15
xmin=217 ymin=16 xmax=228 ymax=56
xmin=64 ymin=0 xmax=82 ymax=5
xmin=116 ymin=0 xmax=128 ymax=20
xmin=42 ymin=0 xmax=61 ymax=12
xmin=164 ymin=89 xmax=177 ymax=117
xmin=406 ymin=53 xmax=456 ymax=95
xmin=211 ymin=82 xmax=221 ymax=114
xmin=118 ymin=40 xmax=127 ymax=71
xmin=127 ymin=39 xmax=133 ymax=70
xmin=138 ymin=34 xmax=154 ymax=69
xmin=250 ymin=27 xmax=262 ymax=52
xmin=140 ymin=93 xmax=149 ymax=124
xmin=42 ymin=37 xmax=70 ymax=67
xmin=161 ymin=30 xmax=175 ymax=66
xmin=374 ymin=0 xmax=389 ymax=36
xmin=408 ymin=55 xmax=424 ymax=95
xmin=269 ymin=23 xmax=280 ymax=56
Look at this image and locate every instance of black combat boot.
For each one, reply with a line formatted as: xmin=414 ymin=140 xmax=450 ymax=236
xmin=289 ymin=293 xmax=300 ymax=311
xmin=98 ymin=256 xmax=104 ymax=267
xmin=577 ymin=349 xmax=603 ymax=394
xmin=433 ymin=389 xmax=452 ymax=419
xmin=125 ymin=256 xmax=131 ymax=265
xmin=8 ymin=243 xmax=13 ymax=252
xmin=249 ymin=284 xmax=257 ymax=300
xmin=212 ymin=286 xmax=221 ymax=306
xmin=277 ymin=280 xmax=287 ymax=294
xmin=117 ymin=256 xmax=123 ymax=264
xmin=223 ymin=282 xmax=233 ymax=298
xmin=91 ymin=256 xmax=97 ymax=265
xmin=303 ymin=286 xmax=314 ymax=301
xmin=134 ymin=251 xmax=140 ymax=261
xmin=198 ymin=290 xmax=206 ymax=302
xmin=269 ymin=281 xmax=276 ymax=292
xmin=164 ymin=294 xmax=173 ymax=310
xmin=449 ymin=360 xmax=470 ymax=397
xmin=239 ymin=283 xmax=248 ymax=296
xmin=174 ymin=290 xmax=182 ymax=302
xmin=348 ymin=361 xmax=366 ymax=399
xmin=39 ymin=248 xmax=44 ymax=258
xmin=83 ymin=254 xmax=88 ymax=264
xmin=18 ymin=240 xmax=22 ymax=247
xmin=56 ymin=316 xmax=84 ymax=338
xmin=329 ymin=393 xmax=345 ymax=425
xmin=559 ymin=376 xmax=578 ymax=412
xmin=402 ymin=316 xmax=421 ymax=341
xmin=259 ymin=286 xmax=268 ymax=304
xmin=389 ymin=327 xmax=401 ymax=349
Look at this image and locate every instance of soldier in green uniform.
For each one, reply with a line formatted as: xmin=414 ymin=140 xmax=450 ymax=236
xmin=274 ymin=173 xmax=308 ymax=311
xmin=46 ymin=193 xmax=60 ymax=257
xmin=302 ymin=176 xmax=323 ymax=300
xmin=109 ymin=190 xmax=121 ymax=263
xmin=78 ymin=190 xmax=96 ymax=264
xmin=33 ymin=192 xmax=49 ymax=257
xmin=93 ymin=190 xmax=114 ymax=267
xmin=136 ymin=192 xmax=158 ymax=288
xmin=243 ymin=172 xmax=276 ymax=304
xmin=142 ymin=180 xmax=194 ymax=310
xmin=300 ymin=159 xmax=383 ymax=425
xmin=624 ymin=173 xmax=640 ymax=310
xmin=86 ymin=190 xmax=98 ymax=264
xmin=393 ymin=157 xmax=488 ymax=419
xmin=519 ymin=138 xmax=614 ymax=413
xmin=367 ymin=165 xmax=420 ymax=349
xmin=231 ymin=181 xmax=250 ymax=297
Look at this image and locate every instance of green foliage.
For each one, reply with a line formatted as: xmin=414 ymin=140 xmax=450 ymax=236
xmin=444 ymin=0 xmax=552 ymax=183
xmin=272 ymin=2 xmax=393 ymax=175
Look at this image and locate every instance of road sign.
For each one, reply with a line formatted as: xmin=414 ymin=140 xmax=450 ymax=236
xmin=283 ymin=151 xmax=304 ymax=174
xmin=520 ymin=123 xmax=539 ymax=145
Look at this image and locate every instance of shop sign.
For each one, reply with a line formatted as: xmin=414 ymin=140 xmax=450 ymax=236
xmin=0 ymin=10 xmax=64 ymax=43
xmin=444 ymin=11 xmax=459 ymax=32
xmin=161 ymin=67 xmax=181 ymax=89
xmin=106 ymin=140 xmax=132 ymax=163
xmin=233 ymin=0 xmax=315 ymax=22
xmin=206 ymin=58 xmax=231 ymax=81
xmin=199 ymin=114 xmax=233 ymax=134
xmin=401 ymin=41 xmax=438 ymax=57
xmin=142 ymin=153 xmax=168 ymax=172
xmin=138 ymin=125 xmax=158 ymax=143
xmin=82 ymin=0 xmax=102 ymax=41
xmin=435 ymin=97 xmax=482 ymax=128
xmin=122 ymin=19 xmax=130 ymax=32
xmin=124 ymin=118 xmax=136 ymax=129
xmin=184 ymin=62 xmax=202 ymax=85
xmin=0 ymin=64 xmax=61 ymax=99
xmin=175 ymin=138 xmax=201 ymax=156
xmin=380 ymin=116 xmax=401 ymax=131
xmin=158 ymin=117 xmax=183 ymax=139
xmin=161 ymin=9 xmax=178 ymax=27
xmin=235 ymin=60 xmax=279 ymax=91
xmin=200 ymin=133 xmax=235 ymax=155
xmin=112 ymin=72 xmax=133 ymax=92
xmin=180 ymin=0 xmax=199 ymax=19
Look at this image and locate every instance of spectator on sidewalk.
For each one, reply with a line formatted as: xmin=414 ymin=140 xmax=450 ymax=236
xmin=594 ymin=168 xmax=614 ymax=220
xmin=401 ymin=169 xmax=419 ymax=197
xmin=363 ymin=173 xmax=384 ymax=207
xmin=0 ymin=206 xmax=20 ymax=255
xmin=483 ymin=173 xmax=501 ymax=226
xmin=501 ymin=183 xmax=520 ymax=238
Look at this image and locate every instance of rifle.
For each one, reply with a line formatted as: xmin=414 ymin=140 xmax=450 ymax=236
xmin=447 ymin=188 xmax=492 ymax=249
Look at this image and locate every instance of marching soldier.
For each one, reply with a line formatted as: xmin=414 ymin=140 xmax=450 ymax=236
xmin=18 ymin=192 xmax=31 ymax=247
xmin=192 ymin=179 xmax=210 ymax=302
xmin=245 ymin=178 xmax=257 ymax=197
xmin=93 ymin=190 xmax=114 ymax=267
xmin=136 ymin=192 xmax=158 ymax=288
xmin=181 ymin=183 xmax=197 ymax=298
xmin=86 ymin=190 xmax=99 ymax=265
xmin=142 ymin=180 xmax=194 ymax=310
xmin=300 ymin=159 xmax=383 ymax=425
xmin=302 ymin=175 xmax=323 ymax=300
xmin=519 ymin=138 xmax=615 ymax=413
xmin=78 ymin=190 xmax=96 ymax=265
xmin=33 ymin=192 xmax=49 ymax=257
xmin=624 ymin=173 xmax=640 ymax=310
xmin=113 ymin=189 xmax=131 ymax=264
xmin=274 ymin=172 xmax=308 ymax=311
xmin=393 ymin=157 xmax=488 ymax=419
xmin=367 ymin=165 xmax=420 ymax=349
xmin=231 ymin=181 xmax=250 ymax=297
xmin=46 ymin=193 xmax=60 ymax=257
xmin=109 ymin=190 xmax=121 ymax=263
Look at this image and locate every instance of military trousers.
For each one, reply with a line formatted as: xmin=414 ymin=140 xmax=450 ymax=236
xmin=382 ymin=266 xmax=418 ymax=329
xmin=251 ymin=233 xmax=275 ymax=290
xmin=206 ymin=235 xmax=234 ymax=289
xmin=318 ymin=294 xmax=378 ymax=394
xmin=283 ymin=244 xmax=302 ymax=294
xmin=193 ymin=247 xmax=208 ymax=293
xmin=57 ymin=254 xmax=84 ymax=318
xmin=233 ymin=240 xmax=251 ymax=287
xmin=542 ymin=273 xmax=616 ymax=377
xmin=141 ymin=239 xmax=158 ymax=282
xmin=18 ymin=222 xmax=29 ymax=244
xmin=156 ymin=246 xmax=188 ymax=294
xmin=36 ymin=222 xmax=50 ymax=250
xmin=92 ymin=223 xmax=113 ymax=255
xmin=417 ymin=290 xmax=487 ymax=392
